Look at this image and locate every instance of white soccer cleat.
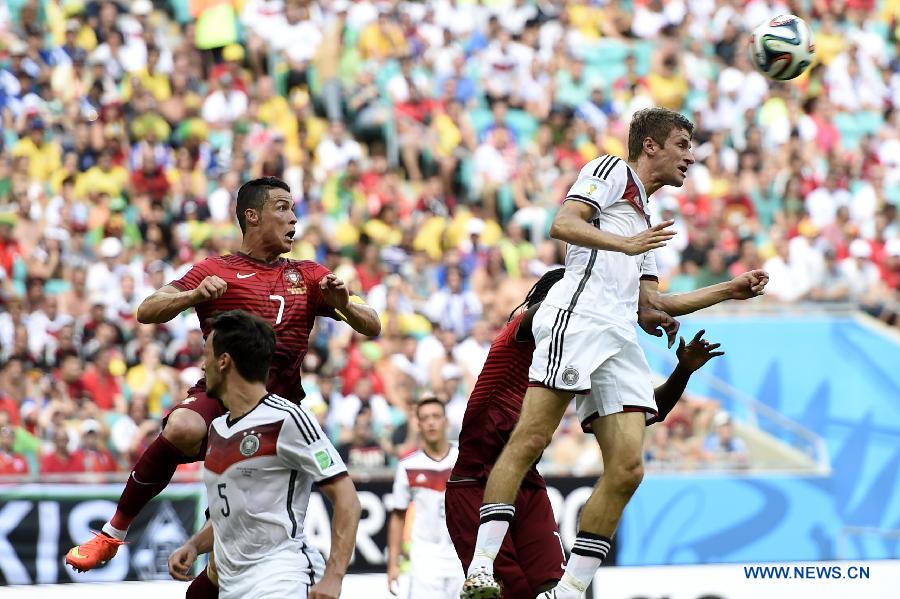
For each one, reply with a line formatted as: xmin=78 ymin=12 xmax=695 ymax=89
xmin=460 ymin=566 xmax=502 ymax=598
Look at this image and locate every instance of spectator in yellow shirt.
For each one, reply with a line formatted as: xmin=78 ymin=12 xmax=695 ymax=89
xmin=814 ymin=14 xmax=845 ymax=67
xmin=75 ymin=150 xmax=130 ymax=200
xmin=647 ymin=54 xmax=688 ymax=111
xmin=11 ymin=120 xmax=62 ymax=184
xmin=120 ymin=45 xmax=171 ymax=103
xmin=359 ymin=10 xmax=409 ymax=61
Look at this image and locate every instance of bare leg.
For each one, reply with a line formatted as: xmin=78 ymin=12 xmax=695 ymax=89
xmin=465 ymin=386 xmax=571 ymax=589
xmin=483 ymin=387 xmax=571 ymax=504
xmin=551 ymin=411 xmax=646 ymax=598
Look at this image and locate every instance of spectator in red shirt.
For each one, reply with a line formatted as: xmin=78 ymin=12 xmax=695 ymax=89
xmin=0 ymin=215 xmax=22 ymax=277
xmin=58 ymin=352 xmax=88 ymax=403
xmin=0 ymin=358 xmax=24 ymax=425
xmin=41 ymin=428 xmax=85 ymax=475
xmin=356 ymin=243 xmax=386 ymax=293
xmin=130 ymin=150 xmax=171 ymax=202
xmin=0 ymin=425 xmax=28 ymax=476
xmin=74 ymin=420 xmax=118 ymax=473
xmin=81 ymin=348 xmax=124 ymax=412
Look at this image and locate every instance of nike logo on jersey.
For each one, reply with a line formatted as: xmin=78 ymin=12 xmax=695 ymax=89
xmin=236 ymin=273 xmax=257 ymax=279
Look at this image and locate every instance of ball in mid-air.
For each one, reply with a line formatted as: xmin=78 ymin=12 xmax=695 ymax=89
xmin=749 ymin=14 xmax=816 ymax=81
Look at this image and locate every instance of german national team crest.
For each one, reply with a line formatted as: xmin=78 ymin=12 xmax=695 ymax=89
xmin=284 ymin=269 xmax=307 ymax=295
xmin=240 ymin=432 xmax=260 ymax=457
xmin=561 ymin=367 xmax=580 ymax=387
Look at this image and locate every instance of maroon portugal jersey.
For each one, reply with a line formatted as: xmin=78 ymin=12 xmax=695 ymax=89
xmin=451 ymin=312 xmax=544 ymax=488
xmin=169 ymin=252 xmax=339 ymax=402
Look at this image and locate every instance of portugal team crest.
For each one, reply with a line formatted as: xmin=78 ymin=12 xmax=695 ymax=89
xmin=284 ymin=269 xmax=307 ymax=295
xmin=562 ymin=367 xmax=580 ymax=387
xmin=240 ymin=432 xmax=260 ymax=457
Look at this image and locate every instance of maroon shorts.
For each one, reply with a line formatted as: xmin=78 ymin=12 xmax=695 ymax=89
xmin=162 ymin=390 xmax=226 ymax=463
xmin=445 ymin=480 xmax=564 ymax=597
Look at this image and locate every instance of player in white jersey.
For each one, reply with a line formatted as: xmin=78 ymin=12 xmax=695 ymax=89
xmin=463 ymin=108 xmax=769 ymax=599
xmin=387 ymin=398 xmax=464 ymax=598
xmin=167 ymin=310 xmax=361 ymax=599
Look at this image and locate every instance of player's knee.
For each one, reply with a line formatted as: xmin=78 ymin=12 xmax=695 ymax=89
xmin=607 ymin=458 xmax=644 ymax=498
xmin=162 ymin=410 xmax=207 ymax=454
xmin=511 ymin=426 xmax=553 ymax=460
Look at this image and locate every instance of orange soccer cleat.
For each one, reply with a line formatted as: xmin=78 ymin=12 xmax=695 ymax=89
xmin=65 ymin=533 xmax=125 ymax=572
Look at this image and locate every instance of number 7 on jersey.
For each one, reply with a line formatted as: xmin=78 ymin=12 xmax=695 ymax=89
xmin=269 ymin=294 xmax=285 ymax=325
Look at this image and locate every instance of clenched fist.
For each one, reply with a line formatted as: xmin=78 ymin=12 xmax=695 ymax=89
xmin=728 ymin=270 xmax=769 ymax=300
xmin=192 ymin=276 xmax=228 ymax=302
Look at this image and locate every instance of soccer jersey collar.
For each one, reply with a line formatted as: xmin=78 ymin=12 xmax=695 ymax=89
xmin=236 ymin=252 xmax=285 ymax=267
xmin=225 ymin=393 xmax=271 ymax=428
xmin=625 ymin=163 xmax=650 ymax=213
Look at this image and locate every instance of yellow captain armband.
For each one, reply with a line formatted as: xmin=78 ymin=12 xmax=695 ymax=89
xmin=334 ymin=294 xmax=368 ymax=321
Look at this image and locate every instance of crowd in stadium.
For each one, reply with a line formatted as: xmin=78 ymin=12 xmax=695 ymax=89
xmin=0 ymin=0 xmax=897 ymax=478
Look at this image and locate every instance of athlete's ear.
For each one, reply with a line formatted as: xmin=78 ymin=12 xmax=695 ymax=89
xmin=244 ymin=207 xmax=260 ymax=228
xmin=643 ymin=136 xmax=657 ymax=157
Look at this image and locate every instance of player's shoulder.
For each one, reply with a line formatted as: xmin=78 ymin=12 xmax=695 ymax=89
xmin=196 ymin=253 xmax=241 ymax=272
xmin=260 ymin=394 xmax=321 ymax=436
xmin=208 ymin=413 xmax=230 ymax=436
xmin=397 ymin=447 xmax=421 ymax=464
xmin=579 ymin=154 xmax=626 ymax=183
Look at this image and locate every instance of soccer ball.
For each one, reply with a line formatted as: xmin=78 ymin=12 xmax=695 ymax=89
xmin=749 ymin=14 xmax=815 ymax=81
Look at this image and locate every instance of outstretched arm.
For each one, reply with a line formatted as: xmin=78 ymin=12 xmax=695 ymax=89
xmin=640 ymin=270 xmax=769 ymax=317
xmin=654 ymin=329 xmax=724 ymax=421
xmin=319 ymin=274 xmax=382 ymax=337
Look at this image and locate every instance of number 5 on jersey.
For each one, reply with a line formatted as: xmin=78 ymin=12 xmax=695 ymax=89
xmin=218 ymin=483 xmax=230 ymax=517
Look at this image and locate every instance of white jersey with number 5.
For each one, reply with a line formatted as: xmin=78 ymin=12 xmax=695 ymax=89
xmin=544 ymin=154 xmax=658 ymax=326
xmin=204 ymin=393 xmax=347 ymax=599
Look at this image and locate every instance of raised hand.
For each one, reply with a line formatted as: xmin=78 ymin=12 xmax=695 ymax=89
xmin=623 ymin=220 xmax=676 ymax=255
xmin=676 ymin=329 xmax=724 ymax=372
xmin=192 ymin=275 xmax=228 ymax=302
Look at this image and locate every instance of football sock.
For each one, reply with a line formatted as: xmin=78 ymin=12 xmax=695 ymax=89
xmin=109 ymin=434 xmax=186 ymax=531
xmin=554 ymin=531 xmax=612 ymax=598
xmin=186 ymin=569 xmax=218 ymax=598
xmin=468 ymin=503 xmax=515 ymax=576
xmin=100 ymin=523 xmax=128 ymax=542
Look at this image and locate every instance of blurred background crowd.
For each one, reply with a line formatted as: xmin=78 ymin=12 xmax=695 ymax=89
xmin=0 ymin=0 xmax=897 ymax=479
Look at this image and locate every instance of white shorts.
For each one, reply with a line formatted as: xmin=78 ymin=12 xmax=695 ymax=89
xmin=528 ymin=303 xmax=658 ymax=429
xmin=409 ymin=573 xmax=464 ymax=599
xmin=220 ymin=577 xmax=308 ymax=599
